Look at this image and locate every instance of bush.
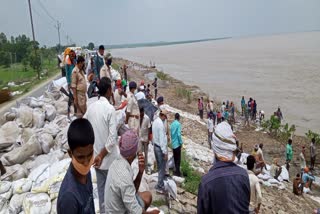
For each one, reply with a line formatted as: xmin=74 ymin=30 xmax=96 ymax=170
xmin=261 ymin=115 xmax=295 ymax=142
xmin=180 ymin=151 xmax=201 ymax=194
xmin=305 ymin=130 xmax=320 ymax=144
xmin=175 ymin=88 xmax=192 ymax=104
xmin=156 ymin=71 xmax=169 ymax=80
xmin=0 ymin=51 xmax=11 ymax=67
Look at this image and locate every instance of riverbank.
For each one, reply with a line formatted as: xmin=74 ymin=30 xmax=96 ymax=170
xmin=114 ymin=57 xmax=320 ymax=213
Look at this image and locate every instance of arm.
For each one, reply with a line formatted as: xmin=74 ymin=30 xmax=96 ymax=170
xmin=71 ymin=71 xmax=78 ymax=106
xmin=255 ymin=182 xmax=262 ymax=212
xmin=178 ymin=123 xmax=182 ymax=146
xmin=197 ymin=183 xmax=210 ymax=214
xmin=160 ymin=124 xmax=168 ymax=155
xmin=134 ymin=153 xmax=144 ymax=192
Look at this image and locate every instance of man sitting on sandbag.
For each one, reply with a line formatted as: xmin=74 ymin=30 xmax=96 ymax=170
xmin=57 ymin=118 xmax=95 ymax=213
xmin=104 ymin=130 xmax=159 ymax=214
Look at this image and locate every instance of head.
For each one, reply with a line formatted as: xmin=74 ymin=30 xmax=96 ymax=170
xmin=119 ymin=130 xmax=139 ymax=164
xmin=273 ymin=158 xmax=279 ymax=165
xmin=247 ymin=155 xmax=256 ymax=171
xmin=140 ymin=80 xmax=145 ymax=86
xmin=147 ymin=84 xmax=150 ymax=88
xmin=304 ymin=167 xmax=309 ymax=173
xmin=242 ymin=96 xmax=244 ymax=99
xmin=175 ymin=113 xmax=180 ymax=121
xmin=98 ymin=77 xmax=112 ymax=98
xmin=67 ymin=118 xmax=95 ymax=176
xmin=312 ymin=138 xmax=315 ymax=144
xmin=104 ymin=52 xmax=112 ymax=66
xmin=296 ymin=173 xmax=300 ymax=178
xmin=157 ymin=96 xmax=164 ymax=106
xmin=254 ymin=144 xmax=259 ymax=152
xmin=140 ymin=107 xmax=144 ymax=118
xmin=288 ymin=139 xmax=292 ymax=145
xmin=259 ymin=143 xmax=263 ymax=150
xmin=129 ymin=81 xmax=137 ymax=93
xmin=69 ymin=50 xmax=76 ymax=59
xmin=98 ymin=45 xmax=105 ymax=56
xmin=223 ymin=102 xmax=225 ymax=105
xmin=76 ymin=55 xmax=85 ymax=70
xmin=116 ymin=79 xmax=122 ymax=89
xmin=159 ymin=109 xmax=168 ymax=121
xmin=302 ymin=146 xmax=305 ymax=154
xmin=155 ymin=77 xmax=157 ymax=81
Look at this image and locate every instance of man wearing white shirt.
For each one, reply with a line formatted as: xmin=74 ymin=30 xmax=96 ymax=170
xmin=135 ymin=86 xmax=146 ymax=101
xmin=300 ymin=146 xmax=306 ymax=176
xmin=83 ymin=77 xmax=118 ymax=214
xmin=207 ymin=114 xmax=214 ymax=149
xmin=152 ymin=109 xmax=168 ymax=194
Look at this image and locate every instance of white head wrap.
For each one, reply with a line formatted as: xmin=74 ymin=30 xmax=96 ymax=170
xmin=211 ymin=122 xmax=237 ymax=160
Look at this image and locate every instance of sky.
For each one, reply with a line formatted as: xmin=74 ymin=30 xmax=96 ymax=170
xmin=0 ymin=0 xmax=320 ymax=47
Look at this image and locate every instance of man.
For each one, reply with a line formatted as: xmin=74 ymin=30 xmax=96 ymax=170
xmin=248 ymin=98 xmax=252 ymax=118
xmin=252 ymin=144 xmax=265 ymax=172
xmin=241 ymin=96 xmax=246 ymax=116
xmin=65 ymin=49 xmax=76 ymax=86
xmin=135 ymin=86 xmax=146 ymax=100
xmin=293 ymin=173 xmax=302 ymax=196
xmin=83 ymin=77 xmax=119 ymax=214
xmin=152 ymin=109 xmax=168 ymax=193
xmin=93 ymin=45 xmax=105 ymax=80
xmin=114 ymin=80 xmax=127 ymax=110
xmin=170 ymin=113 xmax=183 ymax=177
xmin=139 ymin=107 xmax=151 ymax=173
xmin=286 ymin=139 xmax=293 ymax=171
xmin=247 ymin=155 xmax=262 ymax=214
xmin=71 ymin=56 xmax=87 ymax=118
xmin=152 ymin=77 xmax=158 ymax=99
xmin=198 ymin=97 xmax=204 ymax=120
xmin=244 ymin=105 xmax=250 ymax=128
xmin=126 ymin=81 xmax=140 ymax=132
xmin=302 ymin=167 xmax=315 ymax=192
xmin=221 ymin=102 xmax=226 ymax=117
xmin=100 ymin=53 xmax=113 ymax=80
xmin=197 ymin=122 xmax=250 ymax=214
xmin=310 ymin=138 xmax=316 ymax=170
xmin=276 ymin=107 xmax=283 ymax=123
xmin=270 ymin=158 xmax=282 ymax=180
xmin=300 ymin=146 xmax=307 ymax=176
xmin=207 ymin=114 xmax=214 ymax=149
xmin=104 ymin=130 xmax=159 ymax=214
xmin=57 ymin=118 xmax=95 ymax=214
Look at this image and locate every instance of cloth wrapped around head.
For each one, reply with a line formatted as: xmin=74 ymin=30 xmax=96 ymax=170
xmin=211 ymin=122 xmax=237 ymax=161
xmin=119 ymin=130 xmax=139 ymax=158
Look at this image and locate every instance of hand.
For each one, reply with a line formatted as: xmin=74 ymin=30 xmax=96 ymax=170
xmin=138 ymin=152 xmax=145 ymax=174
xmin=163 ymin=153 xmax=168 ymax=161
xmin=149 ymin=210 xmax=160 ymax=214
xmin=93 ymin=155 xmax=102 ymax=168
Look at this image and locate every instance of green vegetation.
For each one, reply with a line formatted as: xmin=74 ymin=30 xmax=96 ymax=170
xmin=261 ymin=115 xmax=296 ymax=142
xmin=156 ymin=71 xmax=169 ymax=80
xmin=151 ymin=199 xmax=167 ymax=207
xmin=180 ymin=151 xmax=201 ymax=195
xmin=305 ymin=130 xmax=320 ymax=144
xmin=175 ymin=87 xmax=192 ymax=104
xmin=112 ymin=62 xmax=121 ymax=71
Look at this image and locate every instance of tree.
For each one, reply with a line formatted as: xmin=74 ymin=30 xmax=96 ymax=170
xmin=21 ymin=56 xmax=29 ymax=71
xmin=88 ymin=42 xmax=95 ymax=50
xmin=0 ymin=51 xmax=11 ymax=67
xmin=29 ymin=51 xmax=42 ymax=79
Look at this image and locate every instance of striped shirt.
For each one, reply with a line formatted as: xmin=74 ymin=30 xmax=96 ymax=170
xmin=104 ymin=156 xmax=143 ymax=214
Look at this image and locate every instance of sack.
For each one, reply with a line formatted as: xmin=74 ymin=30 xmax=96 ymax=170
xmin=0 ymin=182 xmax=11 ymax=194
xmin=42 ymin=123 xmax=60 ymax=138
xmin=44 ymin=104 xmax=57 ymax=122
xmin=1 ymin=135 xmax=42 ymax=166
xmin=48 ymin=181 xmax=62 ymax=200
xmin=0 ymin=187 xmax=12 ymax=200
xmin=9 ymin=193 xmax=28 ymax=214
xmin=0 ymin=121 xmax=20 ymax=151
xmin=17 ymin=128 xmax=35 ymax=146
xmin=16 ymin=105 xmax=33 ymax=128
xmin=12 ymin=178 xmax=32 ymax=194
xmin=54 ymin=100 xmax=68 ymax=115
xmin=38 ymin=133 xmax=54 ymax=154
xmin=23 ymin=193 xmax=51 ymax=214
xmin=32 ymin=108 xmax=46 ymax=128
xmin=3 ymin=164 xmax=28 ymax=181
xmin=0 ymin=197 xmax=8 ymax=214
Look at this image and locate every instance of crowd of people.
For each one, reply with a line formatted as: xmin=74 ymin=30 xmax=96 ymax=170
xmin=58 ymin=46 xmax=318 ymax=213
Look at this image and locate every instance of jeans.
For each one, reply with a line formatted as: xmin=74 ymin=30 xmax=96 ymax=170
xmin=199 ymin=110 xmax=204 ymax=119
xmin=154 ymin=144 xmax=167 ymax=190
xmin=173 ymin=146 xmax=181 ymax=176
xmin=95 ymin=168 xmax=109 ymax=214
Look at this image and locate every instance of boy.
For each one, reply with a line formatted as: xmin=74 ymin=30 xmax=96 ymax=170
xmin=57 ymin=118 xmax=95 ymax=214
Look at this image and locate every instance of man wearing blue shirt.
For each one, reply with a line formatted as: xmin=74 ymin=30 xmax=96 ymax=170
xmin=170 ymin=113 xmax=183 ymax=177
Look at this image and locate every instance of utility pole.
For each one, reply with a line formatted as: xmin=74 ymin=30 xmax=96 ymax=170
xmin=27 ymin=0 xmax=36 ymax=44
xmin=55 ymin=21 xmax=61 ymax=53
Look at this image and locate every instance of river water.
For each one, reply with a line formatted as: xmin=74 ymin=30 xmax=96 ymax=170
xmin=112 ymin=32 xmax=320 ymax=135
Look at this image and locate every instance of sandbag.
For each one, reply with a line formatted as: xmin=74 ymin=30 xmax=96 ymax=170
xmin=54 ymin=100 xmax=68 ymax=115
xmin=28 ymin=164 xmax=50 ymax=182
xmin=16 ymin=105 xmax=33 ymax=128
xmin=9 ymin=193 xmax=27 ymax=214
xmin=48 ymin=181 xmax=62 ymax=200
xmin=3 ymin=164 xmax=28 ymax=181
xmin=50 ymin=198 xmax=57 ymax=214
xmin=0 ymin=187 xmax=12 ymax=200
xmin=12 ymin=178 xmax=32 ymax=194
xmin=42 ymin=123 xmax=60 ymax=138
xmin=54 ymin=128 xmax=68 ymax=150
xmin=0 ymin=182 xmax=11 ymax=194
xmin=32 ymin=108 xmax=46 ymax=128
xmin=44 ymin=104 xmax=56 ymax=122
xmin=23 ymin=193 xmax=51 ymax=214
xmin=49 ymin=158 xmax=70 ymax=178
xmin=3 ymin=112 xmax=16 ymax=122
xmin=17 ymin=128 xmax=35 ymax=146
xmin=1 ymin=135 xmax=42 ymax=166
xmin=0 ymin=121 xmax=20 ymax=151
xmin=23 ymin=151 xmax=65 ymax=172
xmin=28 ymin=97 xmax=44 ymax=108
xmin=0 ymin=197 xmax=8 ymax=214
xmin=52 ymin=115 xmax=69 ymax=128
xmin=38 ymin=133 xmax=54 ymax=154
xmin=31 ymin=167 xmax=50 ymax=193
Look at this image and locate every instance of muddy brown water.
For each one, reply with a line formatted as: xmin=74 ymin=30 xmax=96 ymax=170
xmin=113 ymin=32 xmax=320 ymax=135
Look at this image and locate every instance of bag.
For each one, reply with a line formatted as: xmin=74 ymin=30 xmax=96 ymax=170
xmin=23 ymin=193 xmax=51 ymax=214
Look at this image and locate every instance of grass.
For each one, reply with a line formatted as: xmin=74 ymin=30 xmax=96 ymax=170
xmin=112 ymin=63 xmax=120 ymax=71
xmin=175 ymin=87 xmax=192 ymax=104
xmin=151 ymin=199 xmax=167 ymax=207
xmin=180 ymin=151 xmax=201 ymax=195
xmin=156 ymin=71 xmax=169 ymax=80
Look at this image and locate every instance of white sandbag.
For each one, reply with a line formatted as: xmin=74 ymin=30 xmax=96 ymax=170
xmin=32 ymin=171 xmax=65 ymax=194
xmin=54 ymin=100 xmax=68 ymax=115
xmin=4 ymin=112 xmax=16 ymax=122
xmin=168 ymin=156 xmax=175 ymax=169
xmin=0 ymin=121 xmax=20 ymax=151
xmin=16 ymin=105 xmax=33 ymax=128
xmin=28 ymin=97 xmax=44 ymax=108
xmin=164 ymin=178 xmax=178 ymax=200
xmin=23 ymin=151 xmax=65 ymax=173
xmin=52 ymin=115 xmax=69 ymax=128
xmin=38 ymin=133 xmax=54 ymax=154
xmin=0 ymin=182 xmax=11 ymax=194
xmin=49 ymin=158 xmax=70 ymax=178
xmin=17 ymin=128 xmax=35 ymax=146
xmin=23 ymin=193 xmax=51 ymax=214
xmin=42 ymin=123 xmax=60 ymax=138
xmin=32 ymin=108 xmax=46 ymax=128
xmin=12 ymin=178 xmax=32 ymax=194
xmin=278 ymin=166 xmax=289 ymax=181
xmin=0 ymin=197 xmax=8 ymax=214
xmin=50 ymin=198 xmax=57 ymax=214
xmin=257 ymin=173 xmax=272 ymax=181
xmin=1 ymin=135 xmax=42 ymax=166
xmin=48 ymin=181 xmax=62 ymax=200
xmin=0 ymin=187 xmax=12 ymax=200
xmin=2 ymin=164 xmax=28 ymax=181
xmin=54 ymin=128 xmax=68 ymax=150
xmin=9 ymin=193 xmax=27 ymax=214
xmin=268 ymin=178 xmax=280 ymax=184
xmin=44 ymin=104 xmax=56 ymax=122
xmin=28 ymin=164 xmax=50 ymax=182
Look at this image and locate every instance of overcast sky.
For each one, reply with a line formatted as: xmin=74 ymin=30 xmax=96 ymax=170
xmin=1 ymin=0 xmax=320 ymax=46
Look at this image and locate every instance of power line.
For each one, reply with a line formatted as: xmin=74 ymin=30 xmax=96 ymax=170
xmin=37 ymin=0 xmax=56 ymax=22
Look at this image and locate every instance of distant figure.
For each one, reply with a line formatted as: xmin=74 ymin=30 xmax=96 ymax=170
xmin=126 ymin=82 xmax=140 ymax=132
xmin=286 ymin=139 xmax=293 ymax=171
xmin=93 ymin=45 xmax=105 ymax=80
xmin=252 ymin=100 xmax=257 ymax=121
xmin=220 ymin=102 xmax=226 ymax=118
xmin=252 ymin=144 xmax=265 ymax=172
xmin=139 ymin=107 xmax=151 ymax=173
xmin=152 ymin=77 xmax=158 ymax=99
xmin=247 ymin=155 xmax=262 ymax=214
xmin=146 ymin=84 xmax=151 ymax=100
xmin=248 ymin=98 xmax=253 ymax=119
xmin=244 ymin=105 xmax=250 ymax=128
xmin=198 ymin=98 xmax=204 ymax=119
xmin=310 ymin=138 xmax=316 ymax=170
xmin=65 ymin=49 xmax=76 ymax=86
xmin=259 ymin=110 xmax=265 ymax=125
xmin=241 ymin=96 xmax=246 ymax=116
xmin=276 ymin=107 xmax=283 ymax=123
xmin=197 ymin=122 xmax=250 ymax=214
xmin=293 ymin=173 xmax=302 ymax=195
xmin=302 ymin=167 xmax=315 ymax=193
xmin=270 ymin=158 xmax=282 ymax=180
xmin=207 ymin=114 xmax=214 ymax=149
xmin=300 ymin=146 xmax=307 ymax=176
xmin=230 ymin=102 xmax=235 ymax=124
xmin=170 ymin=113 xmax=183 ymax=177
